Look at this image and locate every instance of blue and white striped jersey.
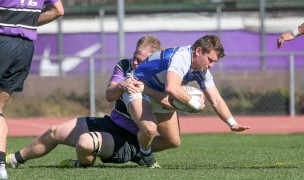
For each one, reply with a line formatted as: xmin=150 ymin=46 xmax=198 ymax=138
xmin=133 ymin=45 xmax=215 ymax=91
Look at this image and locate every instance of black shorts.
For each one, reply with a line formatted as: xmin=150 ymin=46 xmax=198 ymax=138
xmin=0 ymin=35 xmax=34 ymax=92
xmin=83 ymin=115 xmax=139 ymax=164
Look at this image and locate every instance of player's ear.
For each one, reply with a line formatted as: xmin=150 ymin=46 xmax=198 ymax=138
xmin=195 ymin=47 xmax=202 ymax=56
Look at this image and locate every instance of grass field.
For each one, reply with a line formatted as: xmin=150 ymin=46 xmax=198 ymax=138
xmin=6 ymin=134 xmax=304 ymax=180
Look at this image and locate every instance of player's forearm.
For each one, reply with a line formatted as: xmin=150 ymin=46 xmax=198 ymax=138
xmin=143 ymin=85 xmax=175 ymax=109
xmin=210 ymin=97 xmax=237 ymax=127
xmin=106 ymin=83 xmax=124 ymax=102
xmin=38 ymin=1 xmax=64 ymax=26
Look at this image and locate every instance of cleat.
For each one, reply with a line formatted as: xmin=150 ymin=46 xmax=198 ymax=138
xmin=0 ymin=164 xmax=8 ymax=180
xmin=130 ymin=153 xmax=145 ymax=166
xmin=140 ymin=152 xmax=161 ymax=169
xmin=6 ymin=153 xmax=19 ymax=169
xmin=59 ymin=159 xmax=78 ymax=168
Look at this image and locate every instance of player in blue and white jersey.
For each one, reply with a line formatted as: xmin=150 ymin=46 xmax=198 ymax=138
xmin=0 ymin=1 xmax=64 ymax=179
xmin=123 ymin=35 xmax=250 ymax=168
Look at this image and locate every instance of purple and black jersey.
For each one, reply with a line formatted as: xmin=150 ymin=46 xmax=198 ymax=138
xmin=109 ymin=59 xmax=139 ymax=135
xmin=0 ymin=0 xmax=58 ymax=41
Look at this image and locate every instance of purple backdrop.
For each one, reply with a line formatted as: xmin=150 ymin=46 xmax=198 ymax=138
xmin=32 ymin=30 xmax=304 ymax=75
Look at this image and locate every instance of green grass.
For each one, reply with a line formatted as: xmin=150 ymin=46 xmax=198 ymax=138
xmin=6 ymin=134 xmax=304 ymax=180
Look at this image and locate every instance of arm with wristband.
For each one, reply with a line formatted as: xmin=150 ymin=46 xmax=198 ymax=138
xmin=277 ymin=23 xmax=304 ymax=49
xmin=204 ymin=86 xmax=250 ymax=132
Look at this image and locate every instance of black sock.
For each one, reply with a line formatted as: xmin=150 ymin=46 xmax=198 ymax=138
xmin=15 ymin=151 xmax=26 ymax=164
xmin=0 ymin=151 xmax=5 ymax=164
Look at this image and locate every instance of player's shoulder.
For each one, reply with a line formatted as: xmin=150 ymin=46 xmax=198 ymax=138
xmin=162 ymin=45 xmax=191 ymax=53
xmin=116 ymin=59 xmax=131 ymax=71
xmin=117 ymin=59 xmax=130 ymax=66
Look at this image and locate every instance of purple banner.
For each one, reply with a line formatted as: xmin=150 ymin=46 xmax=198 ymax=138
xmin=32 ymin=30 xmax=304 ymax=76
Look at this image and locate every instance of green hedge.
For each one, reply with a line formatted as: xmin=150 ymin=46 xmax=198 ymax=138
xmin=5 ymin=88 xmax=304 ymax=118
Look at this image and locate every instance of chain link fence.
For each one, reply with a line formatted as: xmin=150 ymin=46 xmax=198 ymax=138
xmin=5 ymin=52 xmax=303 ymax=118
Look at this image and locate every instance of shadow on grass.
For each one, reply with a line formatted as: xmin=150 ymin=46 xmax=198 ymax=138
xmin=28 ymin=164 xmax=141 ymax=169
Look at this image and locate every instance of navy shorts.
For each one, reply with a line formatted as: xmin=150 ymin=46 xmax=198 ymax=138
xmin=83 ymin=115 xmax=139 ymax=163
xmin=0 ymin=35 xmax=34 ymax=92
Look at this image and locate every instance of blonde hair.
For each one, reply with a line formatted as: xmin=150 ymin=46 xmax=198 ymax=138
xmin=135 ymin=35 xmax=161 ymax=54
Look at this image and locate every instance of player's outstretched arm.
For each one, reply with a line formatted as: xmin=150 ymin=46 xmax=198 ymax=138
xmin=277 ymin=23 xmax=304 ymax=49
xmin=38 ymin=0 xmax=64 ymax=26
xmin=204 ymin=87 xmax=250 ymax=132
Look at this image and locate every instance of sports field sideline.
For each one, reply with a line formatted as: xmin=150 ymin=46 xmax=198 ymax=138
xmin=7 ymin=115 xmax=304 ymax=137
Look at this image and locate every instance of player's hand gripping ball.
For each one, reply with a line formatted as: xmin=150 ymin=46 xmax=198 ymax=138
xmin=170 ymin=86 xmax=204 ymax=112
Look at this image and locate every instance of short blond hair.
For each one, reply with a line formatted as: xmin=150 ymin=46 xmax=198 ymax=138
xmin=135 ymin=35 xmax=161 ymax=55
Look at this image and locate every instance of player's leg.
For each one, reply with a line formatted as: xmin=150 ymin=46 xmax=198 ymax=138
xmin=152 ymin=111 xmax=181 ymax=152
xmin=60 ymin=116 xmax=139 ymax=167
xmin=127 ymin=98 xmax=160 ymax=168
xmin=78 ymin=132 xmax=114 ymax=167
xmin=0 ymin=91 xmax=11 ymax=180
xmin=8 ymin=117 xmax=89 ymax=168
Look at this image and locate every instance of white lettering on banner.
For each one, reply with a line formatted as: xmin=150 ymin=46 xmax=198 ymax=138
xmin=39 ymin=43 xmax=101 ymax=76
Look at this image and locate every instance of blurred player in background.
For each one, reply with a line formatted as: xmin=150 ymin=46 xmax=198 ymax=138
xmin=7 ymin=35 xmax=178 ymax=169
xmin=277 ymin=23 xmax=304 ymax=48
xmin=123 ymin=35 xmax=250 ymax=168
xmin=0 ymin=0 xmax=64 ymax=179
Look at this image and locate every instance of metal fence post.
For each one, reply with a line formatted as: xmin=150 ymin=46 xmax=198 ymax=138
xmin=89 ymin=56 xmax=96 ymax=117
xmin=289 ymin=53 xmax=295 ymax=117
xmin=99 ymin=9 xmax=106 ymax=74
xmin=57 ymin=17 xmax=63 ymax=76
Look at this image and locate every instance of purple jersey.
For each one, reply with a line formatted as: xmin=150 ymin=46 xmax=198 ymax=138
xmin=109 ymin=59 xmax=139 ymax=135
xmin=0 ymin=0 xmax=58 ymax=41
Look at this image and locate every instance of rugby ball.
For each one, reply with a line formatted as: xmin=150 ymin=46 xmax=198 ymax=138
xmin=171 ymin=86 xmax=203 ymax=112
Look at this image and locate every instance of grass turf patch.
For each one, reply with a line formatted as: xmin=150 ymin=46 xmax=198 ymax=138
xmin=6 ymin=134 xmax=304 ymax=179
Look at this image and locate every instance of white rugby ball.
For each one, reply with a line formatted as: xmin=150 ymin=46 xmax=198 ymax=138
xmin=172 ymin=86 xmax=203 ymax=112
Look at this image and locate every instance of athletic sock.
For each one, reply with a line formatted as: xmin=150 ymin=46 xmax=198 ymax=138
xmin=15 ymin=151 xmax=26 ymax=164
xmin=0 ymin=151 xmax=5 ymax=164
xmin=139 ymin=145 xmax=152 ymax=155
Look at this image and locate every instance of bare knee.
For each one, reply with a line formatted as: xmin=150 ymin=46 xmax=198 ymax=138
xmin=141 ymin=121 xmax=158 ymax=138
xmin=76 ymin=133 xmax=93 ymax=152
xmin=167 ymin=138 xmax=181 ymax=149
xmin=45 ymin=125 xmax=60 ymax=141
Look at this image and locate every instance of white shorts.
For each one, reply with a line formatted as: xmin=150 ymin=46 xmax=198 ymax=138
xmin=122 ymin=92 xmax=174 ymax=114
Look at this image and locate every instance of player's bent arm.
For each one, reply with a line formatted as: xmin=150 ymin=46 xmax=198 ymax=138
xmin=38 ymin=0 xmax=64 ymax=26
xmin=106 ymin=81 xmax=124 ymax=102
xmin=165 ymin=71 xmax=191 ymax=103
xmin=166 ymin=71 xmax=204 ymax=111
xmin=142 ymin=84 xmax=175 ymax=110
xmin=106 ymin=78 xmax=143 ymax=102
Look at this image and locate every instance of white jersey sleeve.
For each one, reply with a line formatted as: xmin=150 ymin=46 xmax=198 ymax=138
xmin=167 ymin=46 xmax=192 ymax=79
